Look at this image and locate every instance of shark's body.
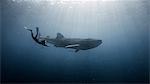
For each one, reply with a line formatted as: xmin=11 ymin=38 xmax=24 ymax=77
xmin=41 ymin=33 xmax=102 ymax=52
xmin=26 ymin=27 xmax=102 ymax=52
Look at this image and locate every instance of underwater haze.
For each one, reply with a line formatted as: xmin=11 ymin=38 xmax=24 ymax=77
xmin=1 ymin=0 xmax=149 ymax=83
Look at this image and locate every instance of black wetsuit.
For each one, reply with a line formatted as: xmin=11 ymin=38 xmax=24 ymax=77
xmin=28 ymin=27 xmax=48 ymax=47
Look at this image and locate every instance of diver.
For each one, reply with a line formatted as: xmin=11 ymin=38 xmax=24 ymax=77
xmin=25 ymin=27 xmax=49 ymax=47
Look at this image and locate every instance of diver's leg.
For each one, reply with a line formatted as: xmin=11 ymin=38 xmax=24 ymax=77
xmin=35 ymin=27 xmax=39 ymax=38
xmin=26 ymin=29 xmax=35 ymax=39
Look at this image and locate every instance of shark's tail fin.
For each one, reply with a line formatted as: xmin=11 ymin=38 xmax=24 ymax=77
xmin=56 ymin=33 xmax=64 ymax=39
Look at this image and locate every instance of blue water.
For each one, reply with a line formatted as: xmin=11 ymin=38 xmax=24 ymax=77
xmin=1 ymin=0 xmax=149 ymax=83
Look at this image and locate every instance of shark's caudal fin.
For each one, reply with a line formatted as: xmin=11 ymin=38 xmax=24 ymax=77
xmin=56 ymin=33 xmax=64 ymax=39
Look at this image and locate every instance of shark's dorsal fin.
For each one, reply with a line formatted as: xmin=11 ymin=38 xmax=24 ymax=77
xmin=56 ymin=33 xmax=64 ymax=39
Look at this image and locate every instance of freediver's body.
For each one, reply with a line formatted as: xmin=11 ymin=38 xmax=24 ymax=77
xmin=26 ymin=27 xmax=48 ymax=47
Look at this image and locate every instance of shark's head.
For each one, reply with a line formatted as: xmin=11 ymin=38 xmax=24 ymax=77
xmin=90 ymin=39 xmax=102 ymax=48
xmin=96 ymin=40 xmax=102 ymax=46
xmin=79 ymin=39 xmax=102 ymax=50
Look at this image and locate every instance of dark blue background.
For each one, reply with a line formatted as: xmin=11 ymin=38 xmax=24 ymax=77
xmin=1 ymin=0 xmax=149 ymax=83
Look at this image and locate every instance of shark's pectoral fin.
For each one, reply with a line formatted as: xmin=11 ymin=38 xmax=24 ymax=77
xmin=65 ymin=44 xmax=80 ymax=52
xmin=65 ymin=44 xmax=80 ymax=48
xmin=75 ymin=49 xmax=79 ymax=52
